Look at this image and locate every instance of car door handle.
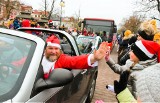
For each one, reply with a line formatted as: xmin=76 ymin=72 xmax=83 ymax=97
xmin=81 ymin=69 xmax=87 ymax=74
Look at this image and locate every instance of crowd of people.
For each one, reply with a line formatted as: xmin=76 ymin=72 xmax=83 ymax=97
xmin=1 ymin=17 xmax=160 ymax=102
xmin=40 ymin=18 xmax=160 ymax=103
xmin=103 ymin=19 xmax=160 ymax=103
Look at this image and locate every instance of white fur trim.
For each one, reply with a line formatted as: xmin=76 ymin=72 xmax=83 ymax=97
xmin=88 ymin=54 xmax=98 ymax=67
xmin=136 ymin=41 xmax=154 ymax=58
xmin=42 ymin=56 xmax=55 ymax=73
xmin=47 ymin=42 xmax=61 ymax=49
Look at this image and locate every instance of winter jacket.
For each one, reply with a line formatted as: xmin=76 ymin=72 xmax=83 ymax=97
xmin=107 ymin=57 xmax=157 ymax=98
xmin=13 ymin=19 xmax=20 ymax=30
xmin=117 ymin=63 xmax=160 ymax=103
xmin=117 ymin=88 xmax=136 ymax=103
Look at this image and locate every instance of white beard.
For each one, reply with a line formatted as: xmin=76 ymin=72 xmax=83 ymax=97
xmin=42 ymin=56 xmax=56 ymax=74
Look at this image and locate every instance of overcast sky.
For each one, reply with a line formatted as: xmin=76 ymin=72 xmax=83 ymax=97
xmin=20 ymin=0 xmax=136 ymax=27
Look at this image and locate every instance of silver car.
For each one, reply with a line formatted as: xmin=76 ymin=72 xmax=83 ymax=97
xmin=0 ymin=28 xmax=98 ymax=103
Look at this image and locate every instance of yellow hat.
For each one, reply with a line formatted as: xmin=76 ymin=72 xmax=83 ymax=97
xmin=153 ymin=32 xmax=160 ymax=44
xmin=124 ymin=30 xmax=132 ymax=37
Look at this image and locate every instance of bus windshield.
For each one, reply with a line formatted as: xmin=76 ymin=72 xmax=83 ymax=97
xmin=83 ymin=18 xmax=116 ymax=42
xmin=86 ymin=25 xmax=111 ymax=35
xmin=84 ymin=19 xmax=114 ymax=33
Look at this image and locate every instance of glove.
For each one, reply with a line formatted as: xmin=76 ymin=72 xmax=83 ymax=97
xmin=114 ymin=70 xmax=130 ymax=94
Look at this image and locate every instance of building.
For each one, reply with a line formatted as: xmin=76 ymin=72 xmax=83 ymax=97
xmin=32 ymin=10 xmax=49 ymax=20
xmin=0 ymin=0 xmax=20 ymax=20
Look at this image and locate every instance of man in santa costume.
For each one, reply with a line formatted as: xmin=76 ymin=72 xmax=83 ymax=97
xmin=42 ymin=35 xmax=109 ymax=79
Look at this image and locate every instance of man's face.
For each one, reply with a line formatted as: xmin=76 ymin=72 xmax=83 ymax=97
xmin=45 ymin=46 xmax=62 ymax=62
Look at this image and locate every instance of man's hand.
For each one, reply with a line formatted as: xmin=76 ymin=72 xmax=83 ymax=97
xmin=93 ymin=42 xmax=109 ymax=61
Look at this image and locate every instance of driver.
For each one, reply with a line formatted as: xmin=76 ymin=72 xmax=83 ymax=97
xmin=42 ymin=35 xmax=109 ymax=79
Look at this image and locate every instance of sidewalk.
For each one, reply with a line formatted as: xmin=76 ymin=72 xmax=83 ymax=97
xmin=91 ymin=45 xmax=119 ymax=103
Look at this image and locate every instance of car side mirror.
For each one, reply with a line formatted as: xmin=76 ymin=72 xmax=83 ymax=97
xmin=35 ymin=68 xmax=74 ymax=92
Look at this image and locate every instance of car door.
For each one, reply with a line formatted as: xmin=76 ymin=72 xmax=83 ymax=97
xmin=29 ymin=43 xmax=92 ymax=103
xmin=29 ymin=64 xmax=90 ymax=103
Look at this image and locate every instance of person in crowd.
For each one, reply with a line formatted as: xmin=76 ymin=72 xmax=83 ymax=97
xmin=106 ymin=40 xmax=160 ymax=99
xmin=21 ymin=19 xmax=32 ymax=34
xmin=116 ymin=33 xmax=123 ymax=52
xmin=21 ymin=19 xmax=30 ymax=27
xmin=117 ymin=29 xmax=134 ymax=64
xmin=101 ymin=31 xmax=108 ymax=42
xmin=13 ymin=17 xmax=20 ymax=30
xmin=110 ymin=63 xmax=160 ymax=103
xmin=42 ymin=35 xmax=108 ymax=79
xmin=71 ymin=28 xmax=78 ymax=38
xmin=83 ymin=28 xmax=88 ymax=36
xmin=120 ymin=19 xmax=159 ymax=65
xmin=7 ymin=19 xmax=14 ymax=29
xmin=48 ymin=20 xmax=54 ymax=29
xmin=30 ymin=18 xmax=37 ymax=27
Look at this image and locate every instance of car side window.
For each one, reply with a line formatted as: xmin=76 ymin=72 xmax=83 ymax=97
xmin=0 ymin=34 xmax=33 ymax=97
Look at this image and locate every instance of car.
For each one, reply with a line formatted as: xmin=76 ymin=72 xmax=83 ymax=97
xmin=76 ymin=35 xmax=109 ymax=61
xmin=0 ymin=27 xmax=98 ymax=103
xmin=76 ymin=35 xmax=102 ymax=54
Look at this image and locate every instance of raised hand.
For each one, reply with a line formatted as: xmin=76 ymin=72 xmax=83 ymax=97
xmin=93 ymin=42 xmax=109 ymax=61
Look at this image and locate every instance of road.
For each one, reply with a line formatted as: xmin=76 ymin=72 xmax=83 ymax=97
xmin=91 ymin=45 xmax=119 ymax=103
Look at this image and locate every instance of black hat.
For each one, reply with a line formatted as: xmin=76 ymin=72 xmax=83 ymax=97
xmin=138 ymin=30 xmax=154 ymax=41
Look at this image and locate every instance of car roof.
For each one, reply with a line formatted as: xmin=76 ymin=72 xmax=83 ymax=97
xmin=0 ymin=28 xmax=43 ymax=42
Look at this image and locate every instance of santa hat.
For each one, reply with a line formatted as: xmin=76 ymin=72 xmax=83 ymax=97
xmin=131 ymin=40 xmax=160 ymax=62
xmin=48 ymin=20 xmax=53 ymax=24
xmin=138 ymin=19 xmax=158 ymax=40
xmin=46 ymin=35 xmax=61 ymax=49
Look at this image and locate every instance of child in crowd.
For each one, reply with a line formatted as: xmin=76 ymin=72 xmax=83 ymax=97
xmin=106 ymin=40 xmax=160 ymax=99
xmin=113 ymin=63 xmax=160 ymax=103
xmin=119 ymin=19 xmax=159 ymax=65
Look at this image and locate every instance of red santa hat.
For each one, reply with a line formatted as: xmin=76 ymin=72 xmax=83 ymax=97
xmin=48 ymin=20 xmax=53 ymax=24
xmin=46 ymin=35 xmax=61 ymax=49
xmin=131 ymin=40 xmax=160 ymax=62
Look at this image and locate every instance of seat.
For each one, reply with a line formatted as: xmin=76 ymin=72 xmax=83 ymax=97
xmin=61 ymin=43 xmax=72 ymax=55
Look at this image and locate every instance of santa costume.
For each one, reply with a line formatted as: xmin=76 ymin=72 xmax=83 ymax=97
xmin=42 ymin=35 xmax=98 ymax=79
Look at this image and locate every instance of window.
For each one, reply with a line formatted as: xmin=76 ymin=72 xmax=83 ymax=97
xmin=0 ymin=33 xmax=36 ymax=100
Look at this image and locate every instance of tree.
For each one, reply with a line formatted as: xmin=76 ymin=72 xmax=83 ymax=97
xmin=48 ymin=0 xmax=56 ymax=20
xmin=0 ymin=0 xmax=20 ymax=19
xmin=118 ymin=13 xmax=145 ymax=34
xmin=135 ymin=0 xmax=160 ymax=14
xmin=40 ymin=0 xmax=57 ymax=20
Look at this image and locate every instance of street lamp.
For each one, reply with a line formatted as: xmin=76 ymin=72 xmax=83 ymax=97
xmin=59 ymin=0 xmax=65 ymax=27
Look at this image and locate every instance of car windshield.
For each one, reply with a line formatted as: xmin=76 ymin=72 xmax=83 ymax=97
xmin=76 ymin=36 xmax=97 ymax=54
xmin=0 ymin=33 xmax=36 ymax=98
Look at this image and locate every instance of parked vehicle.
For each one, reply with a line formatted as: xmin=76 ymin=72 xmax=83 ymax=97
xmin=0 ymin=27 xmax=98 ymax=103
xmin=76 ymin=35 xmax=109 ymax=62
xmin=76 ymin=35 xmax=102 ymax=54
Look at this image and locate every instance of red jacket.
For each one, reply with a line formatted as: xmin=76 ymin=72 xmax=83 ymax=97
xmin=42 ymin=54 xmax=96 ymax=79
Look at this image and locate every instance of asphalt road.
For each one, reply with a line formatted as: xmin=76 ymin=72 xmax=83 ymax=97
xmin=91 ymin=45 xmax=120 ymax=103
